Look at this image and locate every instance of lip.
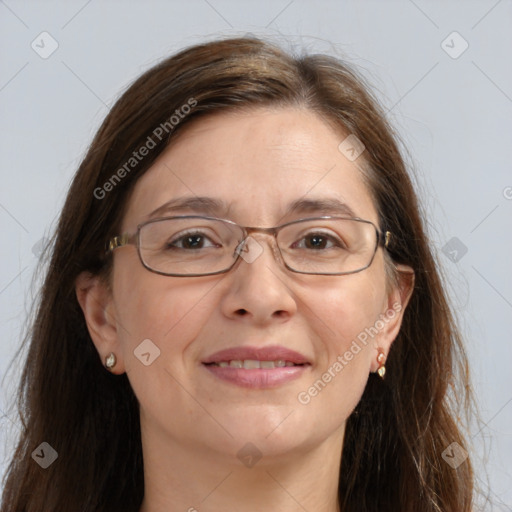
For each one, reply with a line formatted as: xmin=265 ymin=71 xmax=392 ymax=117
xmin=202 ymin=345 xmax=311 ymax=389
xmin=202 ymin=345 xmax=310 ymax=365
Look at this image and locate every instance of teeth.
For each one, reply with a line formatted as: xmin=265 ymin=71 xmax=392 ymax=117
xmin=243 ymin=359 xmax=260 ymax=369
xmin=213 ymin=359 xmax=300 ymax=368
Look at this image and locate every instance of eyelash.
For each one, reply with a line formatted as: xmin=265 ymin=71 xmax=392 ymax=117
xmin=166 ymin=230 xmax=345 ymax=251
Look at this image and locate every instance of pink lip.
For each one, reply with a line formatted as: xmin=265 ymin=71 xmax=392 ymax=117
xmin=204 ymin=366 xmax=308 ymax=388
xmin=202 ymin=345 xmax=310 ymax=365
xmin=202 ymin=345 xmax=311 ymax=389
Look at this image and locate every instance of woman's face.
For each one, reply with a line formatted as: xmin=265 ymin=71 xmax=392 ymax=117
xmin=100 ymin=108 xmax=406 ymax=463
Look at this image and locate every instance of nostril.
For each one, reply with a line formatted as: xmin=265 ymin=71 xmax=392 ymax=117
xmin=236 ymin=309 xmax=248 ymax=316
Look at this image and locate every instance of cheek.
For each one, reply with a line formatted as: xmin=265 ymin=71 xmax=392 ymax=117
xmin=308 ymin=269 xmax=385 ymax=350
xmin=112 ymin=259 xmax=215 ymax=369
xmin=112 ymin=270 xmax=220 ymax=418
xmin=296 ymin=271 xmax=386 ymax=413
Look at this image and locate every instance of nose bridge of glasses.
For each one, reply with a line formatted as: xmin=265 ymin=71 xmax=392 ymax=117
xmin=236 ymin=226 xmax=282 ymax=262
xmin=244 ymin=226 xmax=278 ymax=238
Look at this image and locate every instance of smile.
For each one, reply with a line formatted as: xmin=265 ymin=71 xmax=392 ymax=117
xmin=203 ymin=360 xmax=310 ymax=388
xmin=205 ymin=359 xmax=303 ymax=368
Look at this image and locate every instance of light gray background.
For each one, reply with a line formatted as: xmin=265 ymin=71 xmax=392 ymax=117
xmin=1 ymin=0 xmax=511 ymax=508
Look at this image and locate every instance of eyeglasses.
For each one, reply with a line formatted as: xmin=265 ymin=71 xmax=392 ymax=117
xmin=107 ymin=215 xmax=391 ymax=277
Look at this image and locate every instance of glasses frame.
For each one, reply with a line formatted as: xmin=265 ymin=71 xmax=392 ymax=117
xmin=107 ymin=215 xmax=391 ymax=277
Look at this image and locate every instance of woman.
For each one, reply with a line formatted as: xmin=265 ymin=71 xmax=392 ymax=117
xmin=1 ymin=36 xmax=474 ymax=511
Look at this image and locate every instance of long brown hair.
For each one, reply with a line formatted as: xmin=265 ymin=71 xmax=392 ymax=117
xmin=1 ymin=36 xmax=474 ymax=511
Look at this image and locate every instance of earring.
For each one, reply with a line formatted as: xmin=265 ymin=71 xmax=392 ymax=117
xmin=105 ymin=352 xmax=117 ymax=371
xmin=376 ymin=351 xmax=386 ymax=379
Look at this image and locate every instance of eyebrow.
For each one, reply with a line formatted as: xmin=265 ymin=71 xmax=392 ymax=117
xmin=145 ymin=196 xmax=358 ymax=222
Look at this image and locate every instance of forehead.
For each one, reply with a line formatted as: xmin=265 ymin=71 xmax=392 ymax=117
xmin=122 ymin=107 xmax=378 ymax=230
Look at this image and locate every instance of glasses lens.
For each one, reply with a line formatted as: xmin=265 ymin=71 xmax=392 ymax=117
xmin=138 ymin=216 xmax=378 ymax=276
xmin=277 ymin=218 xmax=377 ymax=274
xmin=139 ymin=217 xmax=242 ymax=275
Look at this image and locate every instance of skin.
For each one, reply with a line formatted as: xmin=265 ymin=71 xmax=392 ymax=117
xmin=76 ymin=107 xmax=413 ymax=512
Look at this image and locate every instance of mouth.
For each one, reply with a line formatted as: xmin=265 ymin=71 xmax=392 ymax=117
xmin=205 ymin=359 xmax=304 ymax=369
xmin=202 ymin=346 xmax=311 ymax=389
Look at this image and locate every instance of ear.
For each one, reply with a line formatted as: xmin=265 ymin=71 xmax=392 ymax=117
xmin=75 ymin=271 xmax=126 ymax=374
xmin=370 ymin=263 xmax=415 ymax=371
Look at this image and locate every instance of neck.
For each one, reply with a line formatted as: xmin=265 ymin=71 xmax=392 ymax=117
xmin=139 ymin=423 xmax=344 ymax=512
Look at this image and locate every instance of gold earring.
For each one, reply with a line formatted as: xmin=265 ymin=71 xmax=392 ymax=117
xmin=377 ymin=351 xmax=386 ymax=379
xmin=105 ymin=352 xmax=117 ymax=371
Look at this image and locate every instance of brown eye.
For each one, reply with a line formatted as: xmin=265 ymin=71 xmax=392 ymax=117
xmin=291 ymin=232 xmax=345 ymax=250
xmin=166 ymin=231 xmax=219 ymax=250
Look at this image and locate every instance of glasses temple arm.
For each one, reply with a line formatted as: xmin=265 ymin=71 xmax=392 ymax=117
xmin=382 ymin=231 xmax=391 ymax=249
xmin=106 ymin=233 xmax=132 ymax=253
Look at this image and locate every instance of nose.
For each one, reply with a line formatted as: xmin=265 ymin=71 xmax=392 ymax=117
xmin=220 ymin=234 xmax=298 ymax=325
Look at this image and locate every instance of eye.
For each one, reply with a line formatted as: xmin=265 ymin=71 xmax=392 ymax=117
xmin=292 ymin=232 xmax=346 ymax=250
xmin=166 ymin=230 xmax=221 ymax=250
